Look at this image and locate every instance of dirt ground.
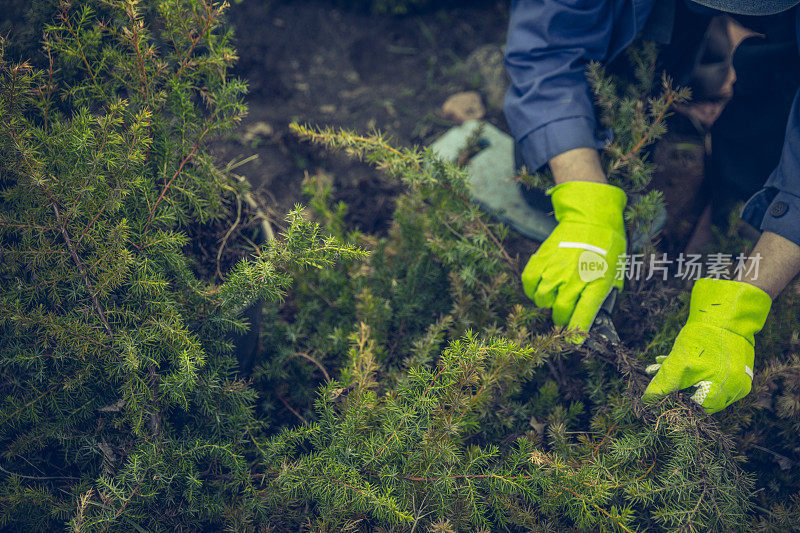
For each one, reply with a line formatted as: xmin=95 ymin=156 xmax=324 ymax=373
xmin=212 ymin=0 xmax=709 ymax=259
xmin=211 ymin=0 xmax=510 ymax=235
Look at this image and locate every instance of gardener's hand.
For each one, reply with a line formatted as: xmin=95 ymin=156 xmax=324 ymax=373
xmin=643 ymin=278 xmax=772 ymax=414
xmin=521 ymin=181 xmax=627 ymax=339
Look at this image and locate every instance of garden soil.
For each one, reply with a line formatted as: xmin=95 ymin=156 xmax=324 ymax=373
xmin=211 ymin=0 xmax=707 ymax=259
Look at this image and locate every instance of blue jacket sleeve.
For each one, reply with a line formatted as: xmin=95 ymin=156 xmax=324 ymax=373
xmin=503 ymin=0 xmax=651 ymax=171
xmin=738 ymin=10 xmax=800 ymax=247
xmin=742 ymin=87 xmax=800 ymax=247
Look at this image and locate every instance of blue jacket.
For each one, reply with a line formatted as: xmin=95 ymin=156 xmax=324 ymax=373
xmin=504 ymin=0 xmax=800 ymax=246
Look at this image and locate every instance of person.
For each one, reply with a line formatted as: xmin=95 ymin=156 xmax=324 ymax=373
xmin=504 ymin=0 xmax=800 ymax=414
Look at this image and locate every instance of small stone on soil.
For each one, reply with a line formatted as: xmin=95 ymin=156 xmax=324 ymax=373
xmin=440 ymin=91 xmax=485 ymax=124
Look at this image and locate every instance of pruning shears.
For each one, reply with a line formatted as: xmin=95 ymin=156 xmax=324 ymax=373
xmin=585 ymin=287 xmax=621 ymax=350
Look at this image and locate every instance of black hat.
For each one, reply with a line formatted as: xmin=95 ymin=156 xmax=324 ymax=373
xmin=690 ymin=0 xmax=800 ymax=15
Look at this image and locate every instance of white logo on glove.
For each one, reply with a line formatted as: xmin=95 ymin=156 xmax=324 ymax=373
xmin=577 ymin=250 xmax=608 ymax=283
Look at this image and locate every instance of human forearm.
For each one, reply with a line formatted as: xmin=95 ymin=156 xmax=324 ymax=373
xmin=740 ymin=231 xmax=800 ymax=299
xmin=548 ymin=147 xmax=608 ymax=185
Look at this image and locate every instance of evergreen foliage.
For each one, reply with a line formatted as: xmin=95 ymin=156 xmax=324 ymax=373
xmin=2 ymin=3 xmax=799 ymax=531
xmin=251 ymin=43 xmax=797 ymax=531
xmin=642 ymin=219 xmax=800 ymax=525
xmin=259 ymin=121 xmax=754 ymax=531
xmin=0 ymin=1 xmax=362 ymax=531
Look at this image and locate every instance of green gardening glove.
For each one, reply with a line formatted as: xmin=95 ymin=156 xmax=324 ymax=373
xmin=521 ymin=181 xmax=627 ymax=339
xmin=643 ymin=278 xmax=772 ymax=414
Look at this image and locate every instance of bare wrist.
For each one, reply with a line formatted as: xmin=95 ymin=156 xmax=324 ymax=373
xmin=740 ymin=231 xmax=800 ymax=300
xmin=548 ymin=148 xmax=607 ymax=185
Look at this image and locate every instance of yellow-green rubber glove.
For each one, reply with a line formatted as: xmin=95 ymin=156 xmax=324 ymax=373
xmin=643 ymin=278 xmax=772 ymax=414
xmin=521 ymin=181 xmax=627 ymax=337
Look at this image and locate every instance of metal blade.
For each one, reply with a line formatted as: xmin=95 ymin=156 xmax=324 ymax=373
xmin=585 ymin=287 xmax=621 ymax=349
